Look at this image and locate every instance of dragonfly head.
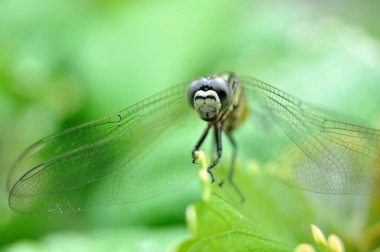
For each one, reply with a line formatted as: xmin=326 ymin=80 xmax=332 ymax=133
xmin=188 ymin=76 xmax=233 ymax=122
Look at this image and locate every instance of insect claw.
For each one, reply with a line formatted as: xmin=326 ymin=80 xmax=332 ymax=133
xmin=207 ymin=169 xmax=215 ymax=183
xmin=191 ymin=151 xmax=197 ymax=163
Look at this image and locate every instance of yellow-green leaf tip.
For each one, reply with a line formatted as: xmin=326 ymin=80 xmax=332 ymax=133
xmin=186 ymin=205 xmax=198 ymax=236
xmin=328 ymin=234 xmax=345 ymax=252
xmin=311 ymin=224 xmax=328 ymax=249
xmin=294 ymin=244 xmax=316 ymax=252
xmin=194 ymin=151 xmax=211 ymax=202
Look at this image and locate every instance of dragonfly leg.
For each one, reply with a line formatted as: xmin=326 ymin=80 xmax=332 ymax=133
xmin=192 ymin=123 xmax=212 ymax=163
xmin=225 ymin=129 xmax=245 ymax=203
xmin=206 ymin=123 xmax=223 ymax=183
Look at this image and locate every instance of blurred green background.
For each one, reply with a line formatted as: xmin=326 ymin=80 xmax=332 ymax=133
xmin=1 ymin=0 xmax=380 ymax=251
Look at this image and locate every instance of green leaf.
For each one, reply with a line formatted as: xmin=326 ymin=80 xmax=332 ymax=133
xmin=177 ymin=153 xmax=295 ymax=251
xmin=177 ymin=151 xmax=361 ymax=251
xmin=177 ymin=195 xmax=293 ymax=252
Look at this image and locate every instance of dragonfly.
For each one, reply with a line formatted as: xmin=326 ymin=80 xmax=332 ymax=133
xmin=7 ymin=72 xmax=380 ymax=214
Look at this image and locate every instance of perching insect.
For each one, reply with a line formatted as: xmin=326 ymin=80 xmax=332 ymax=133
xmin=8 ymin=72 xmax=380 ymax=214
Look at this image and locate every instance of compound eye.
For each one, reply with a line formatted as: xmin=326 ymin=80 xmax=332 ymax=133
xmin=211 ymin=77 xmax=232 ymax=108
xmin=187 ymin=78 xmax=207 ymax=106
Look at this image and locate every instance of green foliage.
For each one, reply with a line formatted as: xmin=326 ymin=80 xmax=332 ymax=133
xmin=2 ymin=226 xmax=188 ymax=252
xmin=178 ymin=194 xmax=293 ymax=252
xmin=176 ymin=154 xmax=380 ymax=252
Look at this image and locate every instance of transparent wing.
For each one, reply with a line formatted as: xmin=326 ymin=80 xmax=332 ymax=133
xmin=240 ymin=76 xmax=380 ymax=194
xmin=8 ymin=83 xmax=202 ymax=214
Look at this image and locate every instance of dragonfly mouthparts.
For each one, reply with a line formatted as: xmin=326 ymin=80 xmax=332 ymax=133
xmin=193 ymin=90 xmax=222 ymax=121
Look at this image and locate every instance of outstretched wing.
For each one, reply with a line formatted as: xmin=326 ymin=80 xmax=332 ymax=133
xmin=240 ymin=76 xmax=380 ymax=194
xmin=8 ymin=83 xmax=202 ymax=214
